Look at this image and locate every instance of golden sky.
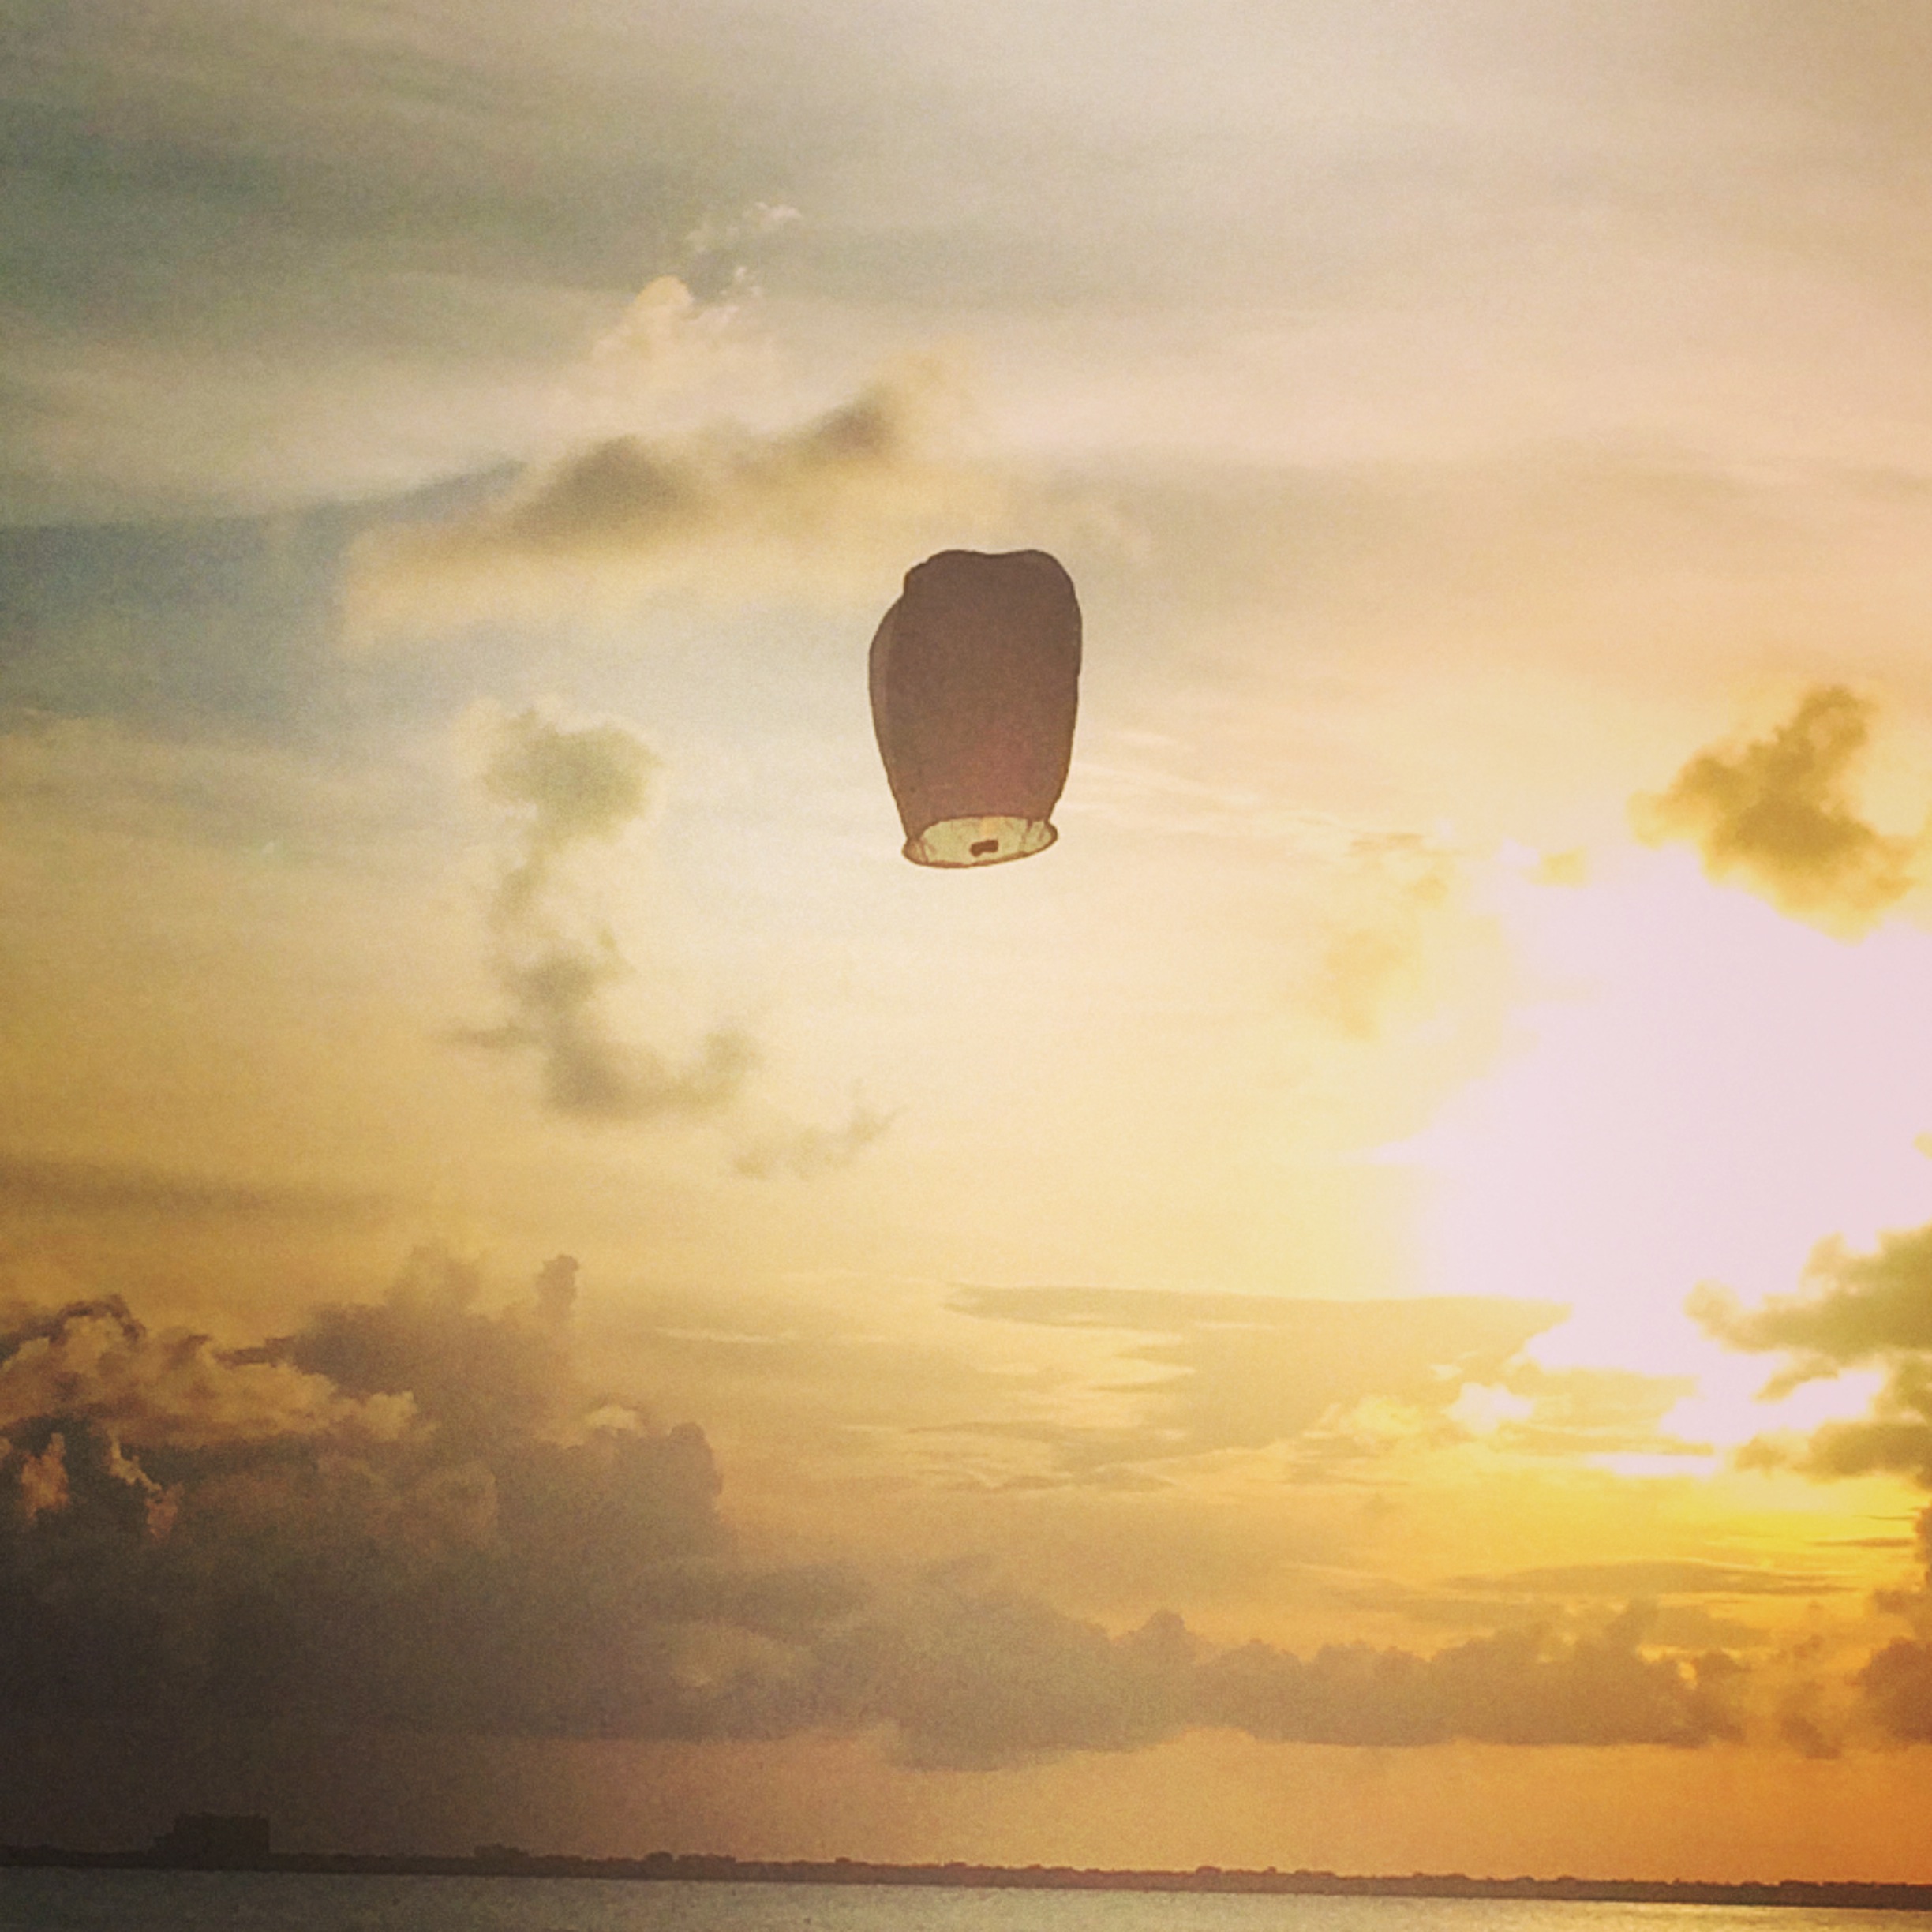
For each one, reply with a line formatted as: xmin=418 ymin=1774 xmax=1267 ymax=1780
xmin=9 ymin=0 xmax=1932 ymax=1880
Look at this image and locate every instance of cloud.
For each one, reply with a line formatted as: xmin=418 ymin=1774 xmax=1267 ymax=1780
xmin=1692 ymin=1225 xmax=1932 ymax=1484
xmin=801 ymin=1584 xmax=1739 ymax=1769
xmin=1694 ymin=1221 xmax=1932 ymax=1741
xmin=16 ymin=1434 xmax=69 ymax=1524
xmin=0 ymin=1263 xmax=1778 ymax=1817
xmin=458 ymin=706 xmax=878 ymax=1168
xmin=1191 ymin=1606 xmax=1739 ymax=1753
xmin=1308 ymin=836 xmax=1459 ymax=1042
xmin=1694 ymin=1226 xmax=1932 ymax=1368
xmin=1856 ymin=1638 xmax=1932 ymax=1742
xmin=0 ymin=1252 xmax=853 ymax=1742
xmin=1478 ymin=1362 xmax=1708 ymax=1462
xmin=945 ymin=1288 xmax=1563 ymax=1475
xmin=458 ymin=706 xmax=758 ymax=1125
xmin=683 ymin=203 xmax=803 ymax=264
xmin=732 ymin=1101 xmax=894 ymax=1181
xmin=0 ymin=1295 xmax=412 ymax=1454
xmin=0 ymin=1155 xmax=388 ymax=1228
xmin=1631 ymin=687 xmax=1923 ymax=937
xmin=343 ymin=354 xmax=1007 ymax=643
xmin=1450 ymin=1560 xmax=1844 ymax=1600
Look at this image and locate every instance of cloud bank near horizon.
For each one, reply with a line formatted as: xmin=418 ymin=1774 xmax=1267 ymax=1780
xmin=0 ymin=1261 xmax=1784 ymax=1780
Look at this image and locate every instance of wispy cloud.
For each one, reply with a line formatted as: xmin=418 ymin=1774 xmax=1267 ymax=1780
xmin=457 ymin=706 xmax=757 ymax=1124
xmin=944 ymin=1288 xmax=1563 ymax=1477
xmin=732 ymin=1100 xmax=895 ymax=1181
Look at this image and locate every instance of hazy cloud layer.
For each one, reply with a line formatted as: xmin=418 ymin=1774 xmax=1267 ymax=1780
xmin=0 ymin=1155 xmax=388 ymax=1229
xmin=945 ymin=1288 xmax=1564 ymax=1476
xmin=732 ymin=1103 xmax=895 ymax=1181
xmin=345 ymin=355 xmax=1005 ymax=642
xmin=1451 ymin=1560 xmax=1844 ymax=1601
xmin=1309 ymin=837 xmax=1458 ymax=1042
xmin=459 ymin=707 xmax=757 ymax=1125
xmin=1631 ymin=687 xmax=1922 ymax=937
xmin=0 ymin=1265 xmax=1758 ymax=1794
xmin=1482 ymin=1362 xmax=1707 ymax=1462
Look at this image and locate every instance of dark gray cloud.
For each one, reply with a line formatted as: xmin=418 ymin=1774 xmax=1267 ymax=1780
xmin=1631 ymin=687 xmax=1922 ymax=937
xmin=0 ymin=1253 xmax=849 ymax=1748
xmin=459 ymin=707 xmax=757 ymax=1125
xmin=788 ymin=1586 xmax=1739 ymax=1769
xmin=1190 ymin=1605 xmax=1739 ymax=1754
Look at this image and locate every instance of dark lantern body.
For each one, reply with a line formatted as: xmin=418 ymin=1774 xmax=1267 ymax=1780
xmin=868 ymin=549 xmax=1081 ymax=867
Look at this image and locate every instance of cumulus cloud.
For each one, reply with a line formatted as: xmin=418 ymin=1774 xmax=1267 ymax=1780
xmin=1190 ymin=1605 xmax=1738 ymax=1753
xmin=344 ymin=350 xmax=1007 ymax=643
xmin=1694 ymin=1221 xmax=1932 ymax=1742
xmin=795 ymin=1583 xmax=1739 ymax=1769
xmin=0 ymin=1294 xmax=412 ymax=1455
xmin=1631 ymin=687 xmax=1923 ymax=937
xmin=0 ymin=1261 xmax=1765 ymax=1788
xmin=0 ymin=1252 xmax=852 ymax=1743
xmin=459 ymin=707 xmax=757 ymax=1124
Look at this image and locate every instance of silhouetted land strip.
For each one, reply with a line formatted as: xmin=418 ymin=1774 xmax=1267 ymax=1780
xmin=5 ymin=1844 xmax=1932 ymax=1912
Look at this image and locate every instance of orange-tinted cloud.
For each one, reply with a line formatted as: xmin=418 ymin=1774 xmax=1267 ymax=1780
xmin=945 ymin=1287 xmax=1563 ymax=1477
xmin=0 ymin=1262 xmax=1753 ymax=1780
xmin=1695 ymin=1222 xmax=1932 ymax=1743
xmin=1631 ymin=687 xmax=1920 ymax=937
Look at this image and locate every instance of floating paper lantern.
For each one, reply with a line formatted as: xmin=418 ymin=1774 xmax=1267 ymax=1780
xmin=868 ymin=549 xmax=1081 ymax=867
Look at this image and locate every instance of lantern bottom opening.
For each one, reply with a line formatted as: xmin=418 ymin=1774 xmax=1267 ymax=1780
xmin=903 ymin=815 xmax=1058 ymax=867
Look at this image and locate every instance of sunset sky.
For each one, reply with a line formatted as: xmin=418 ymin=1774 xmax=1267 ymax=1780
xmin=13 ymin=0 xmax=1932 ymax=1883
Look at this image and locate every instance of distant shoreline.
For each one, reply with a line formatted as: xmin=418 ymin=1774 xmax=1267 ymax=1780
xmin=5 ymin=1848 xmax=1932 ymax=1912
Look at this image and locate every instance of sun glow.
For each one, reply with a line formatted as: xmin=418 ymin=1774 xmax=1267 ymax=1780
xmin=1388 ymin=848 xmax=1932 ymax=1451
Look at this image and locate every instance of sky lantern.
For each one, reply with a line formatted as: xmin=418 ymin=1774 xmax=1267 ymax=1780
xmin=868 ymin=549 xmax=1082 ymax=867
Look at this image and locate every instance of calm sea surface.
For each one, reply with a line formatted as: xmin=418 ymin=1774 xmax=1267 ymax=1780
xmin=0 ymin=1880 xmax=1925 ymax=1932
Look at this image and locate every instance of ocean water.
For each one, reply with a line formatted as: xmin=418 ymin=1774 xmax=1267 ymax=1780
xmin=0 ymin=1881 xmax=1923 ymax=1932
